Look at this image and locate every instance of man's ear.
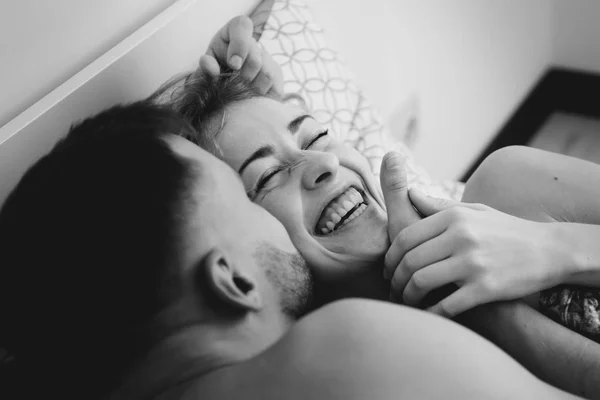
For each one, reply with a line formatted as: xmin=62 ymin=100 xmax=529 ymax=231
xmin=200 ymin=248 xmax=263 ymax=312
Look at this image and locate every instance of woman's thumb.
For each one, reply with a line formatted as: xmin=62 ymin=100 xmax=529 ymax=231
xmin=409 ymin=188 xmax=458 ymax=217
xmin=380 ymin=152 xmax=420 ymax=238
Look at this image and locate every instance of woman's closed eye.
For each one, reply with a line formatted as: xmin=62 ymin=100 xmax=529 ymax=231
xmin=248 ymin=164 xmax=288 ymax=200
xmin=302 ymin=129 xmax=329 ymax=150
xmin=248 ymin=129 xmax=330 ymax=200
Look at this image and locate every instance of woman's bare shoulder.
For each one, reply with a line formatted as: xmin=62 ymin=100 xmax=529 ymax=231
xmin=463 ymin=146 xmax=600 ymax=223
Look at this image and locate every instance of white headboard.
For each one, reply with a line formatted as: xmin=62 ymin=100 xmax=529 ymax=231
xmin=0 ymin=0 xmax=259 ymax=206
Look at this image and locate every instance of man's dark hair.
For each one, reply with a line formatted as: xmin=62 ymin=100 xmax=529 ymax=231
xmin=0 ymin=101 xmax=198 ymax=399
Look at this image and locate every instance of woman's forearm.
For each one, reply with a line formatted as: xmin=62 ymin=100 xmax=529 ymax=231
xmin=458 ymin=301 xmax=600 ymax=399
xmin=540 ymin=223 xmax=600 ymax=343
xmin=554 ymin=222 xmax=600 ymax=287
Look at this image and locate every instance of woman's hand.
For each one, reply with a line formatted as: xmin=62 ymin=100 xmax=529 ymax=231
xmin=384 ymin=189 xmax=570 ymax=318
xmin=200 ymin=15 xmax=283 ymax=96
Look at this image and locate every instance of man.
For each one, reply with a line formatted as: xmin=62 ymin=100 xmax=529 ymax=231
xmin=0 ymin=102 xmax=311 ymax=399
xmin=0 ymin=101 xmax=580 ymax=400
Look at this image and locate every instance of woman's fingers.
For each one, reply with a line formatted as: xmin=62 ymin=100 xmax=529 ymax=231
xmin=427 ymin=284 xmax=487 ymax=318
xmin=238 ymin=41 xmax=263 ymax=83
xmin=198 ymin=54 xmax=221 ymax=77
xmin=261 ymin=48 xmax=284 ymax=96
xmin=402 ymin=258 xmax=465 ymax=307
xmin=205 ymin=16 xmax=254 ymax=71
xmin=384 ymin=211 xmax=450 ymax=280
xmin=409 ymin=188 xmax=477 ymax=217
xmin=222 ymin=16 xmax=254 ymax=69
xmin=251 ymin=47 xmax=276 ymax=95
xmin=388 ymin=233 xmax=456 ymax=302
xmin=203 ymin=15 xmax=284 ymax=95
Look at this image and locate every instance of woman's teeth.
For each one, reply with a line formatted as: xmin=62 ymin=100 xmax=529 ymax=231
xmin=319 ymin=204 xmax=367 ymax=234
xmin=317 ymin=187 xmax=367 ymax=235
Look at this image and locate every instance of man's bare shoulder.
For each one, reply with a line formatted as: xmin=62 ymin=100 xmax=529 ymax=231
xmin=248 ymin=299 xmax=569 ymax=400
xmin=193 ymin=299 xmax=572 ymax=400
xmin=238 ymin=299 xmax=423 ymax=400
xmin=289 ymin=298 xmax=423 ymax=341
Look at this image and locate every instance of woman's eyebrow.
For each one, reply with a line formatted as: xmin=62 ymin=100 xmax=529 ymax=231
xmin=288 ymin=114 xmax=314 ymax=134
xmin=238 ymin=146 xmax=274 ymax=175
xmin=238 ymin=115 xmax=315 ymax=175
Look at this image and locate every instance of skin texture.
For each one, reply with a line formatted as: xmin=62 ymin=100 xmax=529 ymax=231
xmin=179 ymin=300 xmax=581 ymax=400
xmin=113 ymin=135 xmax=313 ymax=400
xmin=463 ymin=145 xmax=600 ymax=287
xmin=459 ymin=145 xmax=600 ymax=399
xmin=200 ymin=15 xmax=283 ymax=96
xmin=168 ymin=18 xmax=597 ymax=398
xmin=169 ymin=134 xmax=313 ymax=322
xmin=114 ymin=138 xmax=586 ymax=400
xmin=457 ymin=300 xmax=600 ymax=400
xmin=216 ymin=97 xmax=390 ymax=300
xmin=383 ymin=145 xmax=600 ymax=317
xmin=170 ymin=134 xmax=299 ymax=263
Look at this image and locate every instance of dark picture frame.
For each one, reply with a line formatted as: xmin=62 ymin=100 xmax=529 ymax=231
xmin=461 ymin=67 xmax=600 ymax=182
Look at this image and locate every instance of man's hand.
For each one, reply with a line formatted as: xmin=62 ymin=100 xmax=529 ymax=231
xmin=385 ymin=189 xmax=568 ymax=318
xmin=200 ymin=15 xmax=283 ymax=96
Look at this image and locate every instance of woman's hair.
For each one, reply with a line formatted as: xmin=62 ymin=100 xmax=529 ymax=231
xmin=150 ymin=72 xmax=264 ymax=155
xmin=150 ymin=70 xmax=307 ymax=155
xmin=0 ymin=101 xmax=198 ymax=399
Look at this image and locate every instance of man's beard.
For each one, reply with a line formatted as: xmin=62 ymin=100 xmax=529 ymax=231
xmin=255 ymin=243 xmax=313 ymax=319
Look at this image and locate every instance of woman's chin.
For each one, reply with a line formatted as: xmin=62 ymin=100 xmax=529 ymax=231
xmin=342 ymin=220 xmax=390 ymax=260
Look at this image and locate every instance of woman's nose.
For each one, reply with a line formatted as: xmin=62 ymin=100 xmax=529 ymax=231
xmin=301 ymin=152 xmax=339 ymax=190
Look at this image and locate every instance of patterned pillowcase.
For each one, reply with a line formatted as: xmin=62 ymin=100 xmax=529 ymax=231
xmin=255 ymin=0 xmax=361 ymax=146
xmin=253 ymin=0 xmax=464 ymax=200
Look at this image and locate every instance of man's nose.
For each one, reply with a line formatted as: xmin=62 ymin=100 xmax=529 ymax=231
xmin=301 ymin=152 xmax=339 ymax=190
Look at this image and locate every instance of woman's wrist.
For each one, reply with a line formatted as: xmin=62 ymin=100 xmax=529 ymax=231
xmin=550 ymin=222 xmax=600 ymax=287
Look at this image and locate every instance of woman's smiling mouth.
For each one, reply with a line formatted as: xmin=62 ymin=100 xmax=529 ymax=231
xmin=315 ymin=186 xmax=369 ymax=235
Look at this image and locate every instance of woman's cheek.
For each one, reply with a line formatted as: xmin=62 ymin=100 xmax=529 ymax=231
xmin=262 ymin=192 xmax=304 ymax=234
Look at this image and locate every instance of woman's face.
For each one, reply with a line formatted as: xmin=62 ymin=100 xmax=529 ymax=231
xmin=216 ymin=97 xmax=389 ymax=296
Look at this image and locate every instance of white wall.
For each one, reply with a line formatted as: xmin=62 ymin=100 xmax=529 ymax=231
xmin=0 ymin=0 xmax=178 ymax=127
xmin=311 ymin=0 xmax=554 ymax=180
xmin=552 ymin=0 xmax=600 ymax=73
xmin=0 ymin=0 xmax=557 ymax=181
